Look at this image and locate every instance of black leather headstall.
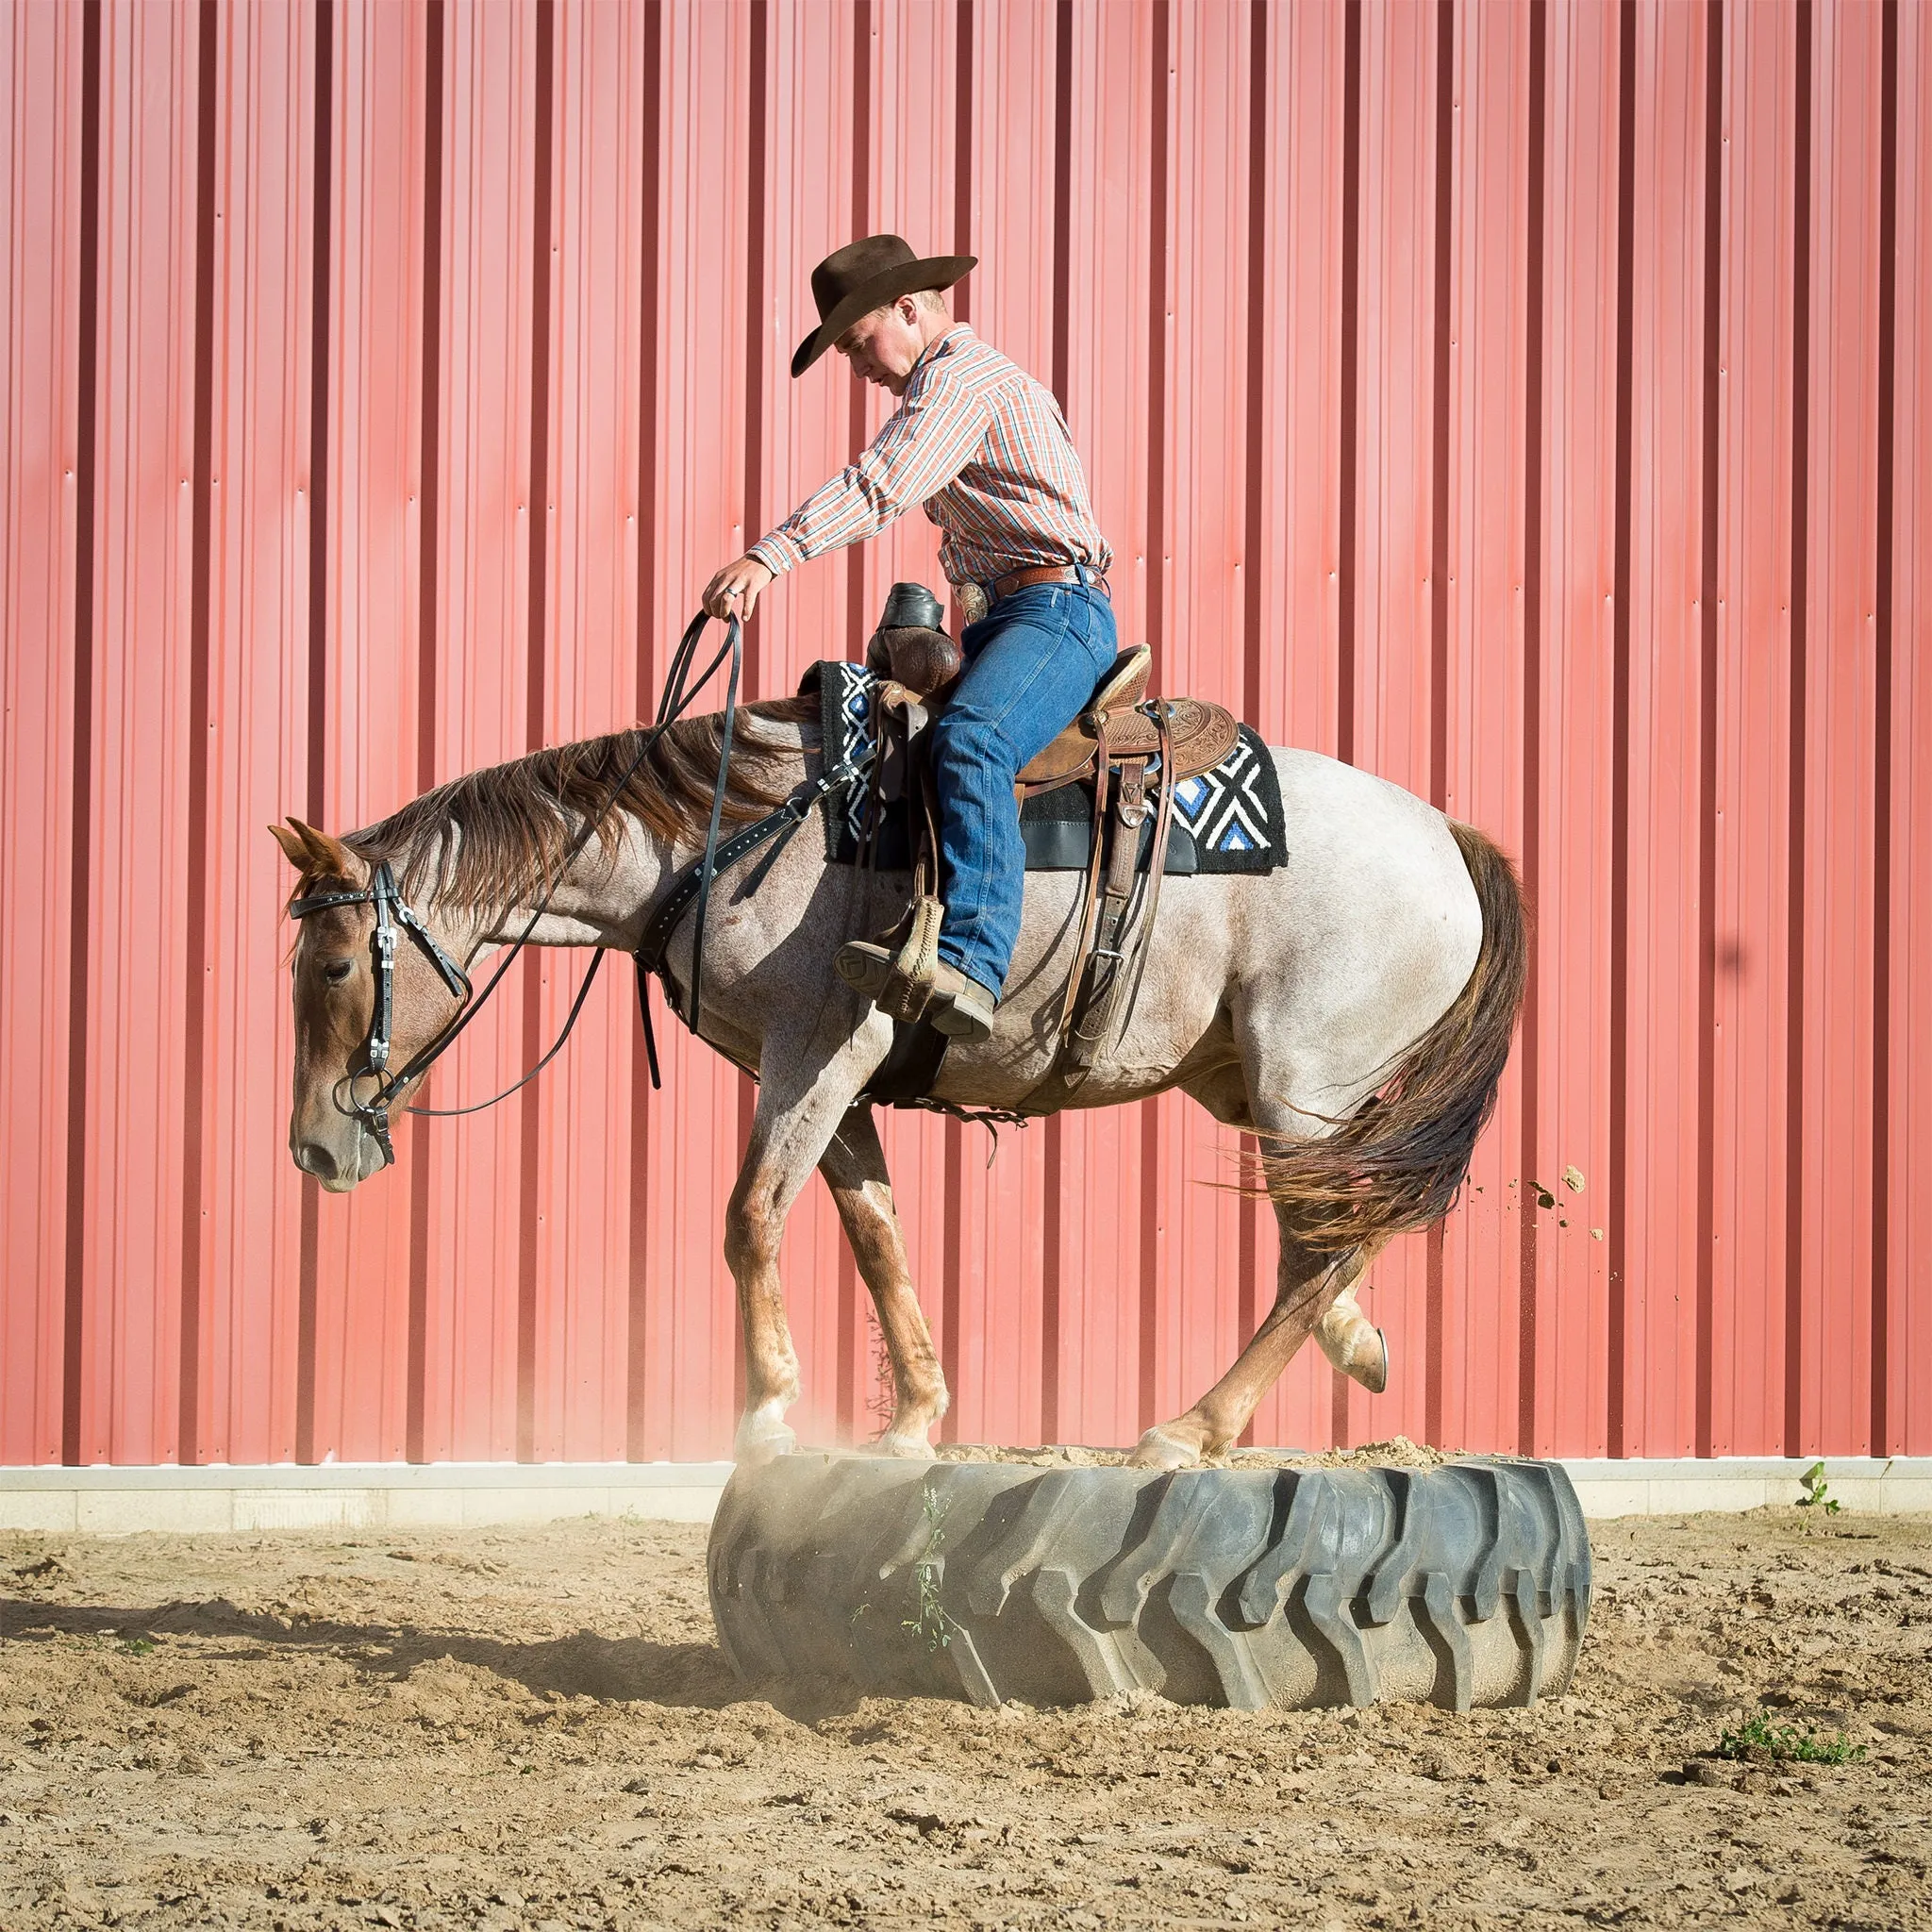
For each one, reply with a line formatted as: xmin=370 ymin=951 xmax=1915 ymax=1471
xmin=288 ymin=859 xmax=474 ymax=1165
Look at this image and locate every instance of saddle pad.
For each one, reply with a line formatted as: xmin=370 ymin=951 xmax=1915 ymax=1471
xmin=811 ymin=660 xmax=1287 ymax=875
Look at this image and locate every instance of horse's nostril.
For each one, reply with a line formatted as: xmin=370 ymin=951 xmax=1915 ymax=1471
xmin=295 ymin=1141 xmax=341 ymax=1183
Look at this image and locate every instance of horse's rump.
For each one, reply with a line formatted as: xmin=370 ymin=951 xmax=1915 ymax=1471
xmin=1253 ymin=819 xmax=1528 ymax=1256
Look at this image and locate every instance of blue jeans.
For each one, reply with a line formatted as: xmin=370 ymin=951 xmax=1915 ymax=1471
xmin=929 ymin=580 xmax=1120 ymax=999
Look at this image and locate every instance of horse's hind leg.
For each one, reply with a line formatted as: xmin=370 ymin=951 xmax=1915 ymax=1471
xmin=1130 ymin=1224 xmax=1385 ymax=1470
xmin=1126 ymin=1057 xmax=1378 ymax=1468
xmin=817 ymin=1105 xmax=949 ymax=1457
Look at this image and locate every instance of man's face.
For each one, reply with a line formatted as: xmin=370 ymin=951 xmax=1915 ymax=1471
xmin=836 ymin=298 xmax=928 ymax=396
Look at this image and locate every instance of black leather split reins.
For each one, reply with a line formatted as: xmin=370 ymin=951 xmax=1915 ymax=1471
xmin=290 ymin=608 xmax=842 ymax=1168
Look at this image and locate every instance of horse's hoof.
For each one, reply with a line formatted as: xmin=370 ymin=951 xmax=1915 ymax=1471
xmin=1127 ymin=1424 xmax=1202 ymax=1471
xmin=733 ymin=1411 xmax=798 ymax=1467
xmin=1359 ymin=1327 xmax=1390 ymax=1396
xmin=865 ymin=1430 xmax=937 ymax=1460
xmin=1316 ymin=1292 xmax=1390 ymax=1395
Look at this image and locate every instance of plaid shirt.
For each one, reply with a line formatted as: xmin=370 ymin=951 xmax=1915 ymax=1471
xmin=748 ymin=325 xmax=1112 ymax=590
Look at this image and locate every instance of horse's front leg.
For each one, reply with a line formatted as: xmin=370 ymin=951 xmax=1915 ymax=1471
xmin=818 ymin=1104 xmax=948 ymax=1456
xmin=724 ymin=1035 xmax=880 ymax=1465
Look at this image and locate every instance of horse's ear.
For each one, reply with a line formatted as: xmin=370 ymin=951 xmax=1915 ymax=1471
xmin=281 ymin=817 xmax=366 ymax=886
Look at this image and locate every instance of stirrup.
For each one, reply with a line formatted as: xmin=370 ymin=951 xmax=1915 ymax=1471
xmin=838 ymin=895 xmax=947 ymax=1024
xmin=836 ymin=941 xmax=897 ymax=999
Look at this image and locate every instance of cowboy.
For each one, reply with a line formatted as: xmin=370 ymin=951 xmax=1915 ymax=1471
xmin=702 ymin=234 xmax=1117 ymax=1045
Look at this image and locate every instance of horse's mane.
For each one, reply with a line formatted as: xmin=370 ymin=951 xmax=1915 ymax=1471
xmin=345 ymin=694 xmax=818 ymax=913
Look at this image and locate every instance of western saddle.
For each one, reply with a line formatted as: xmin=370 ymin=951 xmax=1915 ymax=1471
xmin=858 ymin=583 xmax=1240 ymax=1086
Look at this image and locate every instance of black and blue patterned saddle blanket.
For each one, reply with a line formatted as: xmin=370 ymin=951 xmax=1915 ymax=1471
xmin=810 ymin=660 xmax=1287 ymax=876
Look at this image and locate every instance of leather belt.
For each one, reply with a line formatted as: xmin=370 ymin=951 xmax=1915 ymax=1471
xmin=951 ymin=563 xmax=1109 ymax=625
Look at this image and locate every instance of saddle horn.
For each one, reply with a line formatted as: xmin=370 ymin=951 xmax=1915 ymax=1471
xmin=867 ymin=580 xmax=962 ymax=701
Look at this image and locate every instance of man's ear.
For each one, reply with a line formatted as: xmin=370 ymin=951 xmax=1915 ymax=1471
xmin=275 ymin=818 xmax=366 ymax=887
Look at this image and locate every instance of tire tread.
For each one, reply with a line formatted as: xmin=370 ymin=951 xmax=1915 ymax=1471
xmin=708 ymin=1454 xmax=1591 ymax=1711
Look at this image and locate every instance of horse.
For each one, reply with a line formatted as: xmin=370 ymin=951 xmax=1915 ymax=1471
xmin=272 ymin=675 xmax=1524 ymax=1470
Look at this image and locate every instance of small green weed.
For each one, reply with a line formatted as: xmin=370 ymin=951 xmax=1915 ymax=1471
xmin=1797 ymin=1460 xmax=1841 ymax=1513
xmin=865 ymin=1307 xmax=896 ymax=1439
xmin=119 ymin=1636 xmax=157 ymax=1657
xmin=901 ymin=1482 xmax=957 ymax=1653
xmin=1716 ymin=1707 xmax=1865 ymax=1766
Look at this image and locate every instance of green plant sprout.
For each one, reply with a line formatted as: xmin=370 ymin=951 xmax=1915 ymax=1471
xmin=865 ymin=1307 xmax=896 ymax=1438
xmin=1797 ymin=1460 xmax=1841 ymax=1514
xmin=901 ymin=1481 xmax=958 ymax=1653
xmin=1716 ymin=1707 xmax=1864 ymax=1766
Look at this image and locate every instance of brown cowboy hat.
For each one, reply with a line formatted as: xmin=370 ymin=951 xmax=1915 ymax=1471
xmin=790 ymin=234 xmax=975 ymax=377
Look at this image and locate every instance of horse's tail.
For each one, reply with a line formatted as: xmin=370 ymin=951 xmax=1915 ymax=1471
xmin=1258 ymin=819 xmax=1528 ymax=1257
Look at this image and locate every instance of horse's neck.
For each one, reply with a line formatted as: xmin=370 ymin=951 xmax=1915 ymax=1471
xmin=462 ymin=812 xmax=679 ymax=955
xmin=439 ymin=720 xmax=816 ymax=958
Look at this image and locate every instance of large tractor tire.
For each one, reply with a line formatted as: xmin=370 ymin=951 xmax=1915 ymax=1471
xmin=708 ymin=1454 xmax=1591 ymax=1711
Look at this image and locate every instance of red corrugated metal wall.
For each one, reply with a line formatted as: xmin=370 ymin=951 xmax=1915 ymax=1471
xmin=4 ymin=0 xmax=1926 ymax=1467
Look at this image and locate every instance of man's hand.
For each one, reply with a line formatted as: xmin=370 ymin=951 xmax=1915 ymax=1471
xmin=702 ymin=555 xmax=774 ymax=621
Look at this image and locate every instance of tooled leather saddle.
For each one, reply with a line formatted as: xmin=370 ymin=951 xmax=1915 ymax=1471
xmin=858 ymin=582 xmax=1240 ymax=1093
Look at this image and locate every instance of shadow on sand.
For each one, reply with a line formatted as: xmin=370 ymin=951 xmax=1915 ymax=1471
xmin=0 ymin=1591 xmax=871 ymax=1715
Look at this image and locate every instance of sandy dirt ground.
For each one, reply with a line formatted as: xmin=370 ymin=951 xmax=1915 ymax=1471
xmin=2 ymin=1480 xmax=1928 ymax=1931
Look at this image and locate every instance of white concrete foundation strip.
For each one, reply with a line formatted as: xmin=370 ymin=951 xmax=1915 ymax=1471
xmin=0 ymin=1461 xmax=734 ymax=1535
xmin=0 ymin=1456 xmax=1926 ymax=1535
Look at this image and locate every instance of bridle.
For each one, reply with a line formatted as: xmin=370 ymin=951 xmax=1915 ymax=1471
xmin=287 ymin=860 xmax=475 ymax=1166
xmin=287 ymin=608 xmax=878 ymax=1171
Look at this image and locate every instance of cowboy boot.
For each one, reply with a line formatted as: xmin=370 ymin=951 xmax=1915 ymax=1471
xmin=836 ymin=937 xmax=998 ymax=1045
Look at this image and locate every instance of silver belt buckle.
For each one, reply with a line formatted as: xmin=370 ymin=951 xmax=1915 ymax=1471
xmin=954 ymin=581 xmax=989 ymax=625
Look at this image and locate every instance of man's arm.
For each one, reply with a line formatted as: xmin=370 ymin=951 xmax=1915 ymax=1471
xmin=703 ymin=364 xmax=988 ymax=619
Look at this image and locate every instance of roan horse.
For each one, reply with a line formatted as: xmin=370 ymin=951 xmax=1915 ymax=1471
xmin=273 ymin=676 xmax=1524 ymax=1470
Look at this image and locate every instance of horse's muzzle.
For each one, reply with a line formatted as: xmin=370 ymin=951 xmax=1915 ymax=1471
xmin=291 ymin=1133 xmax=369 ymax=1192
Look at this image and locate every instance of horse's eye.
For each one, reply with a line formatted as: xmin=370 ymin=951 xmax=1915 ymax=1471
xmin=323 ymin=958 xmax=354 ymax=985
